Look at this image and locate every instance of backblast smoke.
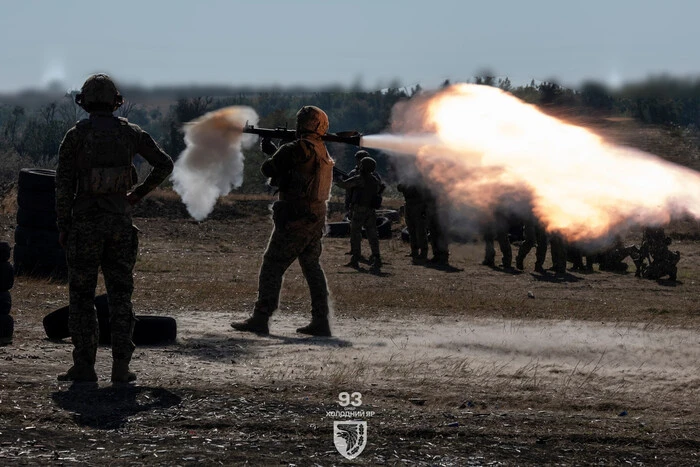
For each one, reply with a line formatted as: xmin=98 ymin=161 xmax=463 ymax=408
xmin=362 ymin=84 xmax=700 ymax=246
xmin=172 ymin=106 xmax=259 ymax=221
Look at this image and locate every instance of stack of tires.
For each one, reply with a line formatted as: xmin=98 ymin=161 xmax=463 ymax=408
xmin=0 ymin=242 xmax=15 ymax=346
xmin=14 ymin=169 xmax=67 ymax=279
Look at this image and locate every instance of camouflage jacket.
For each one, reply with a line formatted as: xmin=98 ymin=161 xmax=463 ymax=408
xmin=336 ymin=171 xmax=384 ymax=208
xmin=260 ymin=135 xmax=333 ymax=210
xmin=55 ymin=112 xmax=174 ymax=231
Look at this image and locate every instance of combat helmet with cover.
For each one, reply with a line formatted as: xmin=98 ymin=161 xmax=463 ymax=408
xmin=360 ymin=156 xmax=377 ymax=173
xmin=75 ymin=73 xmax=124 ymax=112
xmin=295 ymin=105 xmax=329 ymax=136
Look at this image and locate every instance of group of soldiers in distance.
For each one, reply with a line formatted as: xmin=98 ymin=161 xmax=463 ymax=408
xmin=390 ymin=177 xmax=681 ymax=281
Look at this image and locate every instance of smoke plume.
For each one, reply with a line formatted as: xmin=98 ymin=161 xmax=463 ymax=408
xmin=363 ymin=84 xmax=700 ymax=247
xmin=172 ymin=106 xmax=259 ymax=220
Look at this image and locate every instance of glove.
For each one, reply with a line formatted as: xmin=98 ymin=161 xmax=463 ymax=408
xmin=260 ymin=137 xmax=278 ymax=156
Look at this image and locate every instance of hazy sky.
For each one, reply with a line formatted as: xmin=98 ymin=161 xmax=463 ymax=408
xmin=1 ymin=0 xmax=698 ymax=93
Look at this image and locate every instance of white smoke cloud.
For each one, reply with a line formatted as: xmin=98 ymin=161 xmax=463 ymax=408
xmin=172 ymin=106 xmax=259 ymax=220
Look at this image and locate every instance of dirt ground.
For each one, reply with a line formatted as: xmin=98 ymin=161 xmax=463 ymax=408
xmin=0 ymin=194 xmax=699 ymax=466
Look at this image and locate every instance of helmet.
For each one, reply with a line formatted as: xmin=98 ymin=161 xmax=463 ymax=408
xmin=295 ymin=105 xmax=329 ymax=136
xmin=360 ymin=157 xmax=376 ymax=173
xmin=75 ymin=73 xmax=123 ymax=111
xmin=355 ymin=150 xmax=370 ymax=162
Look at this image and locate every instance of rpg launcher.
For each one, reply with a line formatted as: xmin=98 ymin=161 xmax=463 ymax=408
xmin=242 ymin=123 xmax=363 ymax=147
xmin=242 ymin=123 xmax=360 ymax=181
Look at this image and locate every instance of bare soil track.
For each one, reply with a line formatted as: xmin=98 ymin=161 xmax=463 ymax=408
xmin=0 ymin=195 xmax=699 ymax=466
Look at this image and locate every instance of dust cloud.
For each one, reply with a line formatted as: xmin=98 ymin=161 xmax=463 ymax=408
xmin=172 ymin=106 xmax=259 ymax=221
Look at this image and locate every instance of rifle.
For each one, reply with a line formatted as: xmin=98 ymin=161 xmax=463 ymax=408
xmin=242 ymin=123 xmax=363 ymax=147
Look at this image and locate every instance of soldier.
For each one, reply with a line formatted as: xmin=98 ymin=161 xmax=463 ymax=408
xmin=635 ymin=227 xmax=680 ymax=281
xmin=335 ymin=155 xmax=385 ymax=271
xmin=232 ymin=106 xmax=335 ymax=337
xmin=548 ymin=232 xmax=567 ymax=275
xmin=55 ymin=74 xmax=174 ymax=383
xmin=515 ymin=215 xmax=548 ymax=273
xmin=397 ymin=180 xmax=429 ymax=264
xmin=482 ymin=210 xmax=512 ymax=269
xmin=343 ymin=150 xmax=365 ymax=219
xmin=424 ymin=188 xmax=450 ymax=267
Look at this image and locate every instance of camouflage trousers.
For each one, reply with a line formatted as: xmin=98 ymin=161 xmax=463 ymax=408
xmin=404 ymin=202 xmax=428 ymax=256
xmin=66 ymin=213 xmax=138 ymax=367
xmin=484 ymin=229 xmax=512 ymax=267
xmin=516 ymin=221 xmax=548 ymax=268
xmin=350 ymin=206 xmax=380 ymax=261
xmin=254 ymin=209 xmax=329 ymax=319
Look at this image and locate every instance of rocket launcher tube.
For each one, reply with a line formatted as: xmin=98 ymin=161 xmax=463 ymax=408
xmin=242 ymin=123 xmax=362 ymax=147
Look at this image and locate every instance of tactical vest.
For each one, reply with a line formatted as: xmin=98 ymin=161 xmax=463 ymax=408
xmin=279 ymin=138 xmax=333 ymax=207
xmin=74 ymin=117 xmax=138 ymax=197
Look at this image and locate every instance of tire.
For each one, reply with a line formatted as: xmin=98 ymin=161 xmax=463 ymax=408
xmin=42 ymin=296 xmax=111 ymax=343
xmin=375 ymin=217 xmax=392 ymax=239
xmin=363 ymin=217 xmax=392 ymax=239
xmin=0 ymin=242 xmax=10 ymax=262
xmin=0 ymin=314 xmax=13 ymax=345
xmin=13 ymin=244 xmax=67 ymax=279
xmin=133 ymin=316 xmax=177 ymax=345
xmin=16 ymin=207 xmax=58 ymax=230
xmin=375 ymin=209 xmax=401 ymax=223
xmin=18 ymin=168 xmax=56 ymax=192
xmin=43 ymin=305 xmax=69 ymax=340
xmin=0 ymin=263 xmax=14 ymax=292
xmin=17 ymin=187 xmax=56 ymax=212
xmin=0 ymin=291 xmax=11 ymax=315
xmin=15 ymin=225 xmax=61 ymax=249
xmin=326 ymin=221 xmax=351 ymax=237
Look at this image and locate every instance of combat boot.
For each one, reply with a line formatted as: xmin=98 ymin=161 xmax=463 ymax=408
xmin=57 ymin=365 xmax=98 ymax=382
xmin=515 ymin=257 xmax=524 ymax=270
xmin=296 ymin=316 xmax=332 ymax=337
xmin=111 ymin=359 xmax=136 ymax=383
xmin=534 ymin=263 xmax=545 ymax=274
xmin=231 ymin=313 xmax=270 ymax=335
xmin=369 ymin=254 xmax=382 ymax=272
xmin=344 ymin=255 xmax=360 ymax=269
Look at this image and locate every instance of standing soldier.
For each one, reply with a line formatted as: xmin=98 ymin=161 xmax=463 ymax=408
xmin=56 ymin=74 xmax=173 ymax=383
xmin=336 ymin=155 xmax=385 ymax=271
xmin=343 ymin=150 xmax=365 ymax=220
xmin=232 ymin=106 xmax=335 ymax=337
xmin=397 ymin=180 xmax=429 ymax=264
xmin=424 ymin=188 xmax=450 ymax=267
xmin=516 ymin=215 xmax=548 ymax=273
xmin=482 ymin=210 xmax=512 ymax=269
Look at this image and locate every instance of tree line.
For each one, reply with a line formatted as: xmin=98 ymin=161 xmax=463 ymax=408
xmin=1 ymin=75 xmax=700 ymax=189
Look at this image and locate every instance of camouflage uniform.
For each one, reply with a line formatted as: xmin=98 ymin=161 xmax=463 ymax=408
xmin=635 ymin=227 xmax=680 ymax=281
xmin=548 ymin=233 xmax=567 ymax=274
xmin=336 ymin=157 xmax=384 ymax=270
xmin=55 ymin=74 xmax=173 ymax=382
xmin=397 ymin=182 xmax=429 ymax=263
xmin=516 ymin=217 xmax=548 ymax=273
xmin=482 ymin=211 xmax=512 ymax=269
xmin=425 ymin=189 xmax=450 ymax=266
xmin=232 ymin=106 xmax=334 ymax=337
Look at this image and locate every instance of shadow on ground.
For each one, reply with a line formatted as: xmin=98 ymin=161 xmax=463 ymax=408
xmin=52 ymin=384 xmax=181 ymax=430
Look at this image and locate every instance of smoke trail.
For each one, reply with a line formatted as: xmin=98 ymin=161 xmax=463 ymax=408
xmin=362 ymin=84 xmax=700 ymax=247
xmin=172 ymin=106 xmax=259 ymax=220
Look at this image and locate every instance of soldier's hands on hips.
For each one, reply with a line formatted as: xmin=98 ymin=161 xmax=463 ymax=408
xmin=127 ymin=192 xmax=141 ymax=206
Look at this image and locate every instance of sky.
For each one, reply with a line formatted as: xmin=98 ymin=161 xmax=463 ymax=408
xmin=0 ymin=0 xmax=698 ymax=93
